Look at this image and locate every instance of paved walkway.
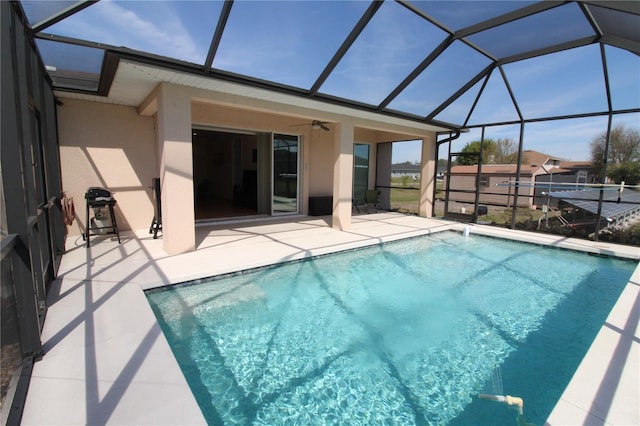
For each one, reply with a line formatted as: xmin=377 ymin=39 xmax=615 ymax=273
xmin=20 ymin=213 xmax=638 ymax=425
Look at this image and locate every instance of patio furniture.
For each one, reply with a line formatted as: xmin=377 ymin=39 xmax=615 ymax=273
xmin=354 ymin=190 xmax=380 ymax=214
xmin=309 ymin=196 xmax=332 ymax=216
xmin=149 ymin=177 xmax=162 ymax=239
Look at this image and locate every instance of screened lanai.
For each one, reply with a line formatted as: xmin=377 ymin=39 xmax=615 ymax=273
xmin=19 ymin=0 xmax=640 ymax=235
xmin=21 ymin=0 xmax=640 ymax=125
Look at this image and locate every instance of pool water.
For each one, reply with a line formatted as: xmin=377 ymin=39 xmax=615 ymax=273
xmin=146 ymin=231 xmax=636 ymax=425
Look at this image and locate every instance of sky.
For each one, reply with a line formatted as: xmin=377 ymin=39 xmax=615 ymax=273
xmin=30 ymin=0 xmax=640 ymax=163
xmin=392 ymin=111 xmax=640 ymax=164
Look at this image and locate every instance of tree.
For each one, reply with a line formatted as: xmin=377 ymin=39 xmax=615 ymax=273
xmin=456 ymin=138 xmax=518 ymax=165
xmin=607 ymin=162 xmax=640 ymax=185
xmin=457 ymin=140 xmax=495 ymax=165
xmin=492 ymin=138 xmax=518 ymax=164
xmin=590 ymin=124 xmax=640 ymax=172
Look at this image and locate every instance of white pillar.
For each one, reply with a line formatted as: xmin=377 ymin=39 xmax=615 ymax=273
xmin=419 ymin=134 xmax=437 ymax=217
xmin=156 ymin=83 xmax=196 ymax=254
xmin=332 ymin=120 xmax=354 ymax=230
xmin=376 ymin=142 xmax=392 ymax=210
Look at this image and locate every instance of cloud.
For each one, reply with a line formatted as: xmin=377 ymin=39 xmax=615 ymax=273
xmin=321 ymin=1 xmax=449 ymax=105
xmin=51 ymin=0 xmax=205 ymax=64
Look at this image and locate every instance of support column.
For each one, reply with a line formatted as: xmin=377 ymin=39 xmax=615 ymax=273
xmin=376 ymin=142 xmax=392 ymax=210
xmin=156 ymin=83 xmax=195 ymax=254
xmin=332 ymin=120 xmax=354 ymax=230
xmin=419 ymin=134 xmax=437 ymax=217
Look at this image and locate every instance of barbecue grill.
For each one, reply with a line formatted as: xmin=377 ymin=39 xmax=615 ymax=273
xmin=83 ymin=187 xmax=120 ymax=247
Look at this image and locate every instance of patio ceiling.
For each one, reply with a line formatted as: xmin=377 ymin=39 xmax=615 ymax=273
xmin=17 ymin=0 xmax=640 ymax=129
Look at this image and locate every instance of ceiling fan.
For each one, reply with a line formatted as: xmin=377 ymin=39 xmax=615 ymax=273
xmin=289 ymin=120 xmax=331 ymax=131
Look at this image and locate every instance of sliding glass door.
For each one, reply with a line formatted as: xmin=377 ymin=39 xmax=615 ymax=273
xmin=272 ymin=134 xmax=300 ymax=214
xmin=353 ymin=143 xmax=370 ymax=202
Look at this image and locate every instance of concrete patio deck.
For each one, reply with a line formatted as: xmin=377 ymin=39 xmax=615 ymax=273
xmin=20 ymin=213 xmax=639 ymax=425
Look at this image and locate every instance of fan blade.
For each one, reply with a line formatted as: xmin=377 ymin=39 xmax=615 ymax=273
xmin=312 ymin=120 xmax=331 ymax=131
xmin=289 ymin=120 xmax=331 ymax=131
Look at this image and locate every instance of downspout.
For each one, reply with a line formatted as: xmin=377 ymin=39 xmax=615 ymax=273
xmin=435 ymin=130 xmax=462 ymax=217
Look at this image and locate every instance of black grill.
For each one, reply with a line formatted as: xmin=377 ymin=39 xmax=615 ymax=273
xmin=83 ymin=187 xmax=120 ymax=247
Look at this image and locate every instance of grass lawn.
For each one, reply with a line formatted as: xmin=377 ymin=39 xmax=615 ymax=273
xmin=388 ymin=178 xmax=545 ymax=225
xmin=389 ymin=177 xmax=436 ymax=213
xmin=386 ymin=177 xmax=638 ymax=246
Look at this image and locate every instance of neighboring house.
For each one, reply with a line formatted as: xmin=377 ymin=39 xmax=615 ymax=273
xmin=445 ymin=163 xmax=538 ymax=207
xmin=391 ymin=163 xmax=421 ymax=179
xmin=445 ymin=150 xmax=595 ymax=208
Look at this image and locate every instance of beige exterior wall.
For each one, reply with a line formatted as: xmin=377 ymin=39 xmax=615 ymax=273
xmin=58 ymin=80 xmax=441 ymax=253
xmin=57 ymin=99 xmax=157 ymax=237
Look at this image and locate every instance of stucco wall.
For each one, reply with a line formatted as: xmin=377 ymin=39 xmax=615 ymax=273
xmin=57 ymin=99 xmax=157 ymax=236
xmin=57 ymin=92 xmax=438 ymax=241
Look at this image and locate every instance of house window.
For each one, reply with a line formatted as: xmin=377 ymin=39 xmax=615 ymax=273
xmin=479 ymin=174 xmax=489 ymax=187
xmin=577 ymin=170 xmax=587 ymax=184
xmin=353 ymin=144 xmax=370 ymax=201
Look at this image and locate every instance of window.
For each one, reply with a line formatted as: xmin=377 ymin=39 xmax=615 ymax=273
xmin=353 ymin=144 xmax=370 ymax=201
xmin=272 ymin=134 xmax=300 ymax=214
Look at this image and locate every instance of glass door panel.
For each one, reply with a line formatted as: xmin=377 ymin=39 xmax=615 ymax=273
xmin=272 ymin=134 xmax=299 ymax=214
xmin=353 ymin=143 xmax=370 ymax=202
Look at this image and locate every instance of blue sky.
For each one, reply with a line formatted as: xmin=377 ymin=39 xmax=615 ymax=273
xmin=36 ymin=0 xmax=640 ymax=163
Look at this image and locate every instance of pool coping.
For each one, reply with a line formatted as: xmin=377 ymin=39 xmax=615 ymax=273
xmin=20 ymin=213 xmax=639 ymax=425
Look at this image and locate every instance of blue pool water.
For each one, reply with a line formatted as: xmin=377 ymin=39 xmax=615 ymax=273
xmin=146 ymin=231 xmax=636 ymax=425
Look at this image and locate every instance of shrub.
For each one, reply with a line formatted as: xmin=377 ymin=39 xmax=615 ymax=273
xmin=598 ymin=222 xmax=640 ymax=246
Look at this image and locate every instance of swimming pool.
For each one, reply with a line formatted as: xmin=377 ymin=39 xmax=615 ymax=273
xmin=146 ymin=231 xmax=636 ymax=425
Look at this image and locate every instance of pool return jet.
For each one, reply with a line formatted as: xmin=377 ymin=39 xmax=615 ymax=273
xmin=478 ymin=393 xmax=535 ymax=426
